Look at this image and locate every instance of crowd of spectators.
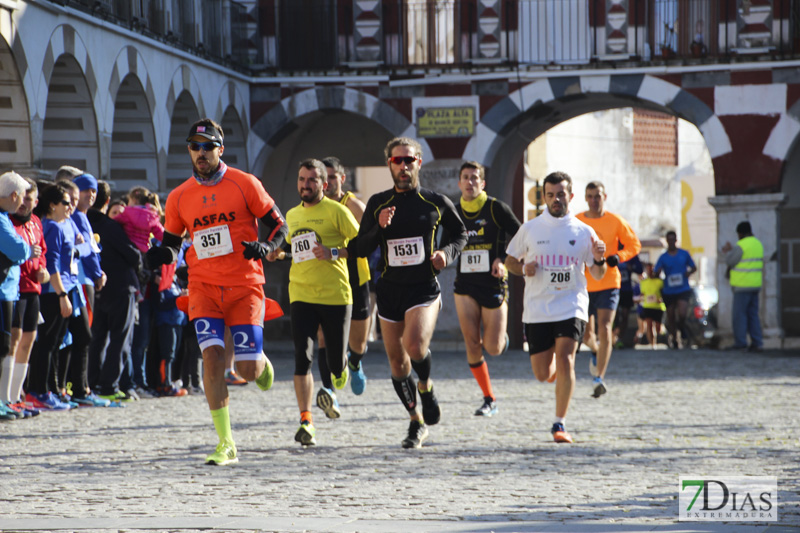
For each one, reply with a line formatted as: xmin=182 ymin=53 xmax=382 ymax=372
xmin=0 ymin=165 xmax=213 ymax=421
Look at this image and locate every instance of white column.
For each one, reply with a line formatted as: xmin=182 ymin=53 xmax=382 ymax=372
xmin=708 ymin=193 xmax=787 ymax=348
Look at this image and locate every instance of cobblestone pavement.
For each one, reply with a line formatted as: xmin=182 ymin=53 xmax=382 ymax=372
xmin=0 ymin=344 xmax=797 ymax=532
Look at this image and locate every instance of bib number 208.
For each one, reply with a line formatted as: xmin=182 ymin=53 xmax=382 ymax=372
xmin=550 ymin=271 xmax=571 ymax=283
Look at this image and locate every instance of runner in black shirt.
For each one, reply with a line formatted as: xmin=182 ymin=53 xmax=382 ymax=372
xmin=357 ymin=137 xmax=467 ymax=448
xmin=453 ymin=161 xmax=521 ymax=418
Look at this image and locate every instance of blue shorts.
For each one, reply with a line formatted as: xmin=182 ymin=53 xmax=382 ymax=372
xmin=588 ymin=288 xmax=620 ymax=316
xmin=193 ymin=318 xmax=264 ymax=362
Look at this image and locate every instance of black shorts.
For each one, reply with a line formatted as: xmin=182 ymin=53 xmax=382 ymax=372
xmin=290 ymin=301 xmax=351 ymax=376
xmin=350 ymin=280 xmax=370 ymax=321
xmin=662 ymin=290 xmax=692 ymax=307
xmin=376 ymin=277 xmax=440 ymax=323
xmin=12 ymin=292 xmax=39 ymax=332
xmin=618 ymin=290 xmax=634 ymax=309
xmin=525 ymin=318 xmax=587 ymax=355
xmin=642 ymin=308 xmax=664 ymax=322
xmin=453 ymin=280 xmax=507 ymax=310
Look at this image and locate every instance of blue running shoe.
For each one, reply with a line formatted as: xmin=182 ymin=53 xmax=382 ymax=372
xmin=73 ymin=392 xmax=112 ymax=407
xmin=316 ymin=387 xmax=341 ymax=419
xmin=26 ymin=392 xmax=71 ymax=410
xmin=349 ymin=360 xmax=367 ymax=396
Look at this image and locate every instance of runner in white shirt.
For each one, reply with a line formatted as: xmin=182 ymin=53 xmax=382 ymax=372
xmin=505 ymin=171 xmax=607 ymax=443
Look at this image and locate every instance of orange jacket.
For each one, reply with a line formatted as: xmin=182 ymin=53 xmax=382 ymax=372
xmin=576 ymin=211 xmax=641 ymax=292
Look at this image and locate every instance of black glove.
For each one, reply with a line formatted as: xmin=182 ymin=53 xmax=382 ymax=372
xmin=146 ymin=246 xmax=173 ymax=269
xmin=241 ymin=240 xmax=271 ymax=260
xmin=606 ymin=254 xmax=620 ymax=268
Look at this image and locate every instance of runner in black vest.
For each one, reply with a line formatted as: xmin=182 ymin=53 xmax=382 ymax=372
xmin=453 ymin=161 xmax=521 ymax=418
xmin=357 ymin=137 xmax=467 ymax=449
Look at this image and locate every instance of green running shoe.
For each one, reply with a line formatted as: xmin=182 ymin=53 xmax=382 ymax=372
xmin=331 ymin=363 xmax=349 ymax=391
xmin=205 ymin=441 xmax=238 ymax=466
xmin=255 ymin=356 xmax=274 ymax=391
xmin=294 ymin=422 xmax=316 ymax=446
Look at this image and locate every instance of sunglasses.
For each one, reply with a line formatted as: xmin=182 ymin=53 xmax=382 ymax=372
xmin=189 ymin=142 xmax=221 ymax=152
xmin=59 ymin=199 xmax=71 ymax=206
xmin=388 ymin=156 xmax=419 ymax=166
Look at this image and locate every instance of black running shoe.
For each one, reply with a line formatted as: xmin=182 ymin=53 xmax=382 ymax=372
xmin=474 ymin=396 xmax=498 ymax=417
xmin=419 ymin=385 xmax=441 ymax=426
xmin=401 ymin=420 xmax=428 ymax=449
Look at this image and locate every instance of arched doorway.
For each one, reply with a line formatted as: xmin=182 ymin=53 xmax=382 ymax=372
xmin=109 ymin=74 xmax=158 ymax=194
xmin=220 ymin=106 xmax=248 ymax=172
xmin=42 ymin=54 xmax=99 ymax=177
xmin=165 ymin=91 xmax=200 ymax=191
xmin=0 ymin=36 xmax=32 ymax=172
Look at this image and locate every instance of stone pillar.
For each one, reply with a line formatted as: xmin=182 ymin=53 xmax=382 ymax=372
xmin=708 ymin=193 xmax=787 ymax=348
xmin=419 ymin=159 xmax=463 ymax=343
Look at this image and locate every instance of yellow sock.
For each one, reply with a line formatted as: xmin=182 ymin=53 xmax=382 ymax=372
xmin=210 ymin=406 xmax=233 ymax=444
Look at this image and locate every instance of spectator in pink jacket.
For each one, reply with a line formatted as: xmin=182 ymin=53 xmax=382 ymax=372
xmin=114 ymin=187 xmax=165 ymax=253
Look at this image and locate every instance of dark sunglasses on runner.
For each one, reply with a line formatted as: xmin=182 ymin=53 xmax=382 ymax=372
xmin=388 ymin=156 xmax=419 ymax=165
xmin=189 ymin=142 xmax=221 ymax=152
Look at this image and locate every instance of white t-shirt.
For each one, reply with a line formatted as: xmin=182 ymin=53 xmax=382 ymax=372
xmin=506 ymin=209 xmax=598 ymax=323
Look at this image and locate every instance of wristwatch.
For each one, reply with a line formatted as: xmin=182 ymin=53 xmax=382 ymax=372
xmin=593 ymin=257 xmax=606 ymax=266
xmin=331 ymin=247 xmax=339 ymax=260
xmin=57 ymin=292 xmax=68 ymax=298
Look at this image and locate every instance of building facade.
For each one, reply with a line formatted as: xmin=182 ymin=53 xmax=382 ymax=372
xmin=3 ymin=0 xmax=800 ymax=345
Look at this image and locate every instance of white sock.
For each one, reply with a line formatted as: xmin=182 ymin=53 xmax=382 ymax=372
xmin=11 ymin=362 xmax=29 ymax=403
xmin=554 ymin=416 xmax=566 ymax=425
xmin=0 ymin=357 xmax=13 ymax=403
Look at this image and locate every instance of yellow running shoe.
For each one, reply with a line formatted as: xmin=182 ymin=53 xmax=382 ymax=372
xmin=255 ymin=356 xmax=274 ymax=391
xmin=331 ymin=363 xmax=349 ymax=391
xmin=294 ymin=422 xmax=316 ymax=446
xmin=205 ymin=441 xmax=238 ymax=465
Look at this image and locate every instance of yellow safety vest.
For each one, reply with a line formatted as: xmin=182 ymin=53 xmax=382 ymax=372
xmin=730 ymin=236 xmax=763 ymax=288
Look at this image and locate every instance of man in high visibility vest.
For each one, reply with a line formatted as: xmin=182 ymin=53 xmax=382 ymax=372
xmin=722 ymin=221 xmax=764 ymax=351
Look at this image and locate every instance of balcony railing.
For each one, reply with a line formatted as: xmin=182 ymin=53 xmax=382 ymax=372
xmin=261 ymin=0 xmax=800 ymax=71
xmin=45 ymin=0 xmax=800 ymax=73
xmin=46 ymin=0 xmax=259 ymax=71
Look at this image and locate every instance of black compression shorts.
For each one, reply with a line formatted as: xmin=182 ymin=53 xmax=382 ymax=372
xmin=376 ymin=277 xmax=440 ymax=323
xmin=350 ymin=280 xmax=370 ymax=321
xmin=12 ymin=292 xmax=39 ymax=333
xmin=453 ymin=280 xmax=507 ymax=310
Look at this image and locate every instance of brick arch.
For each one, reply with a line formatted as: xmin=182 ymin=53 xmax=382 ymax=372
xmin=764 ymin=99 xmax=800 ymax=163
xmin=165 ymin=64 xmax=205 ymax=120
xmin=0 ymin=10 xmax=34 ymax=121
xmin=214 ymin=81 xmax=248 ymax=125
xmin=251 ymin=86 xmax=434 ymax=172
xmin=37 ymin=24 xmax=102 ymax=128
xmin=464 ymin=74 xmax=732 ymax=165
xmin=104 ymin=46 xmax=157 ymax=134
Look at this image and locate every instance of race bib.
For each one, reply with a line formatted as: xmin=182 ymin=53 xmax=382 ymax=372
xmin=667 ymin=273 xmax=684 ymax=288
xmin=544 ymin=265 xmax=576 ymax=293
xmin=645 ymin=294 xmax=658 ymax=305
xmin=70 ymin=260 xmax=79 ymax=275
xmin=194 ymin=225 xmax=234 ymax=260
xmin=460 ymin=249 xmax=490 ymax=273
xmin=387 ymin=236 xmax=425 ymax=267
xmin=292 ymin=232 xmax=317 ymax=263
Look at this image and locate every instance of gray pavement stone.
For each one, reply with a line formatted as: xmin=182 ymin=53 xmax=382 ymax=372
xmin=0 ymin=346 xmax=798 ymax=532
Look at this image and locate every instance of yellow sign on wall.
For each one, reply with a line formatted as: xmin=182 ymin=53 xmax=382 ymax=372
xmin=416 ymin=107 xmax=475 ymax=138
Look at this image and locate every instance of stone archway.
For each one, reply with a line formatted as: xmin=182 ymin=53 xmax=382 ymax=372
xmin=109 ymin=74 xmax=158 ymax=192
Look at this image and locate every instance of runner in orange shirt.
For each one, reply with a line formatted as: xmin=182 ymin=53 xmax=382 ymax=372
xmin=148 ymin=118 xmax=287 ymax=465
xmin=576 ymin=181 xmax=640 ymax=398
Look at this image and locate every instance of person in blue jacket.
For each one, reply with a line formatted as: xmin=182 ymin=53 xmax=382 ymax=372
xmin=0 ymin=171 xmax=35 ymax=420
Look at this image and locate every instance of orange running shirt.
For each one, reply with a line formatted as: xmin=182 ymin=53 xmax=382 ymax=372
xmin=164 ymin=166 xmax=275 ymax=286
xmin=575 ymin=211 xmax=641 ymax=292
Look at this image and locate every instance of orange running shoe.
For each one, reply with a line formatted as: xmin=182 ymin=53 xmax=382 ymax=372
xmin=551 ymin=422 xmax=573 ymax=443
xmin=224 ymin=369 xmax=248 ymax=386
